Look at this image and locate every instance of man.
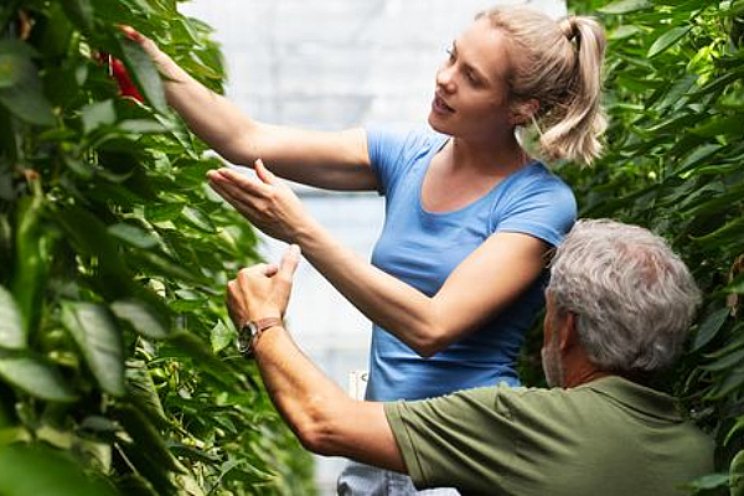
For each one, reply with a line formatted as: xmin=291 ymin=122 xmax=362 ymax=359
xmin=227 ymin=219 xmax=713 ymax=495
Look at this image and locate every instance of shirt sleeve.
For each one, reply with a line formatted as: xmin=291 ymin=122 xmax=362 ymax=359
xmin=492 ymin=171 xmax=577 ymax=248
xmin=384 ymin=386 xmax=520 ymax=493
xmin=365 ymin=124 xmax=411 ymax=196
xmin=366 ymin=125 xmax=445 ymax=197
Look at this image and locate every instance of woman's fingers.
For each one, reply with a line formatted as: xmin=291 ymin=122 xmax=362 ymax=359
xmin=208 ymin=168 xmax=271 ymax=197
xmin=211 ymin=182 xmax=263 ymax=220
xmin=209 ymin=174 xmax=262 ymax=208
xmin=117 ymin=25 xmax=145 ymax=44
xmin=254 ymin=159 xmax=277 ymax=185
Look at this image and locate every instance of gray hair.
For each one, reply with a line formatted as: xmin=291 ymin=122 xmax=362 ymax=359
xmin=548 ymin=219 xmax=701 ymax=373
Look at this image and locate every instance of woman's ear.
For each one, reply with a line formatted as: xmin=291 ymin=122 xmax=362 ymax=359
xmin=510 ymin=98 xmax=540 ymax=126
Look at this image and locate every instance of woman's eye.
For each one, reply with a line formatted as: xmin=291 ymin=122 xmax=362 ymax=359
xmin=467 ymin=72 xmax=480 ymax=86
xmin=446 ymin=48 xmax=455 ymax=62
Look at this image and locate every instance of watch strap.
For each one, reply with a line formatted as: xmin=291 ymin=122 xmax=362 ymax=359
xmin=238 ymin=317 xmax=283 ymax=358
xmin=253 ymin=317 xmax=283 ymax=336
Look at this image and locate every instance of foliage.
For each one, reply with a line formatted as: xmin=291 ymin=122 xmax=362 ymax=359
xmin=556 ymin=0 xmax=744 ymax=494
xmin=0 ymin=0 xmax=314 ymax=494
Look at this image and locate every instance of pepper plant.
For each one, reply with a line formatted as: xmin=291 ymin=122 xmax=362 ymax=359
xmin=0 ymin=0 xmax=314 ymax=494
xmin=555 ymin=0 xmax=744 ymax=494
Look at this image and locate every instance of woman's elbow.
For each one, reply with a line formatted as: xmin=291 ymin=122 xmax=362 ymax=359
xmin=410 ymin=329 xmax=451 ymax=358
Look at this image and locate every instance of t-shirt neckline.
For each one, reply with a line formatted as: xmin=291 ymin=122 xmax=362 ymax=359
xmin=417 ymin=136 xmax=540 ymax=217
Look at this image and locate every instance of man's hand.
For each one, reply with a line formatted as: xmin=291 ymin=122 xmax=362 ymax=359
xmin=226 ymin=245 xmax=301 ymax=329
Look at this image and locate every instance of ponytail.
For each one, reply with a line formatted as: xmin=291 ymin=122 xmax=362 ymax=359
xmin=479 ymin=8 xmax=607 ymax=165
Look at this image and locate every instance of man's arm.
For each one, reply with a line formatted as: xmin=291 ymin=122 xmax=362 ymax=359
xmin=226 ymin=247 xmax=405 ymax=472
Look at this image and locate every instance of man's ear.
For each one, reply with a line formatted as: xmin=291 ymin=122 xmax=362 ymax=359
xmin=556 ymin=311 xmax=577 ymax=351
xmin=510 ymin=98 xmax=540 ymax=126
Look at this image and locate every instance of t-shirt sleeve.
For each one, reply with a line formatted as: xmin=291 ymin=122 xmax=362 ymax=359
xmin=384 ymin=386 xmax=519 ymax=493
xmin=365 ymin=124 xmax=412 ymax=196
xmin=492 ymin=173 xmax=577 ymax=247
xmin=366 ymin=124 xmax=444 ymax=197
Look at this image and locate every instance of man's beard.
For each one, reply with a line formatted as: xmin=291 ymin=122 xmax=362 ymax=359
xmin=541 ymin=343 xmax=564 ymax=388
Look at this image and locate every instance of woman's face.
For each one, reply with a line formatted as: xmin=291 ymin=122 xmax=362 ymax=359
xmin=428 ymin=18 xmax=516 ymax=140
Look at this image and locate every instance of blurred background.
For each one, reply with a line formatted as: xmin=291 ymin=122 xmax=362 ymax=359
xmin=180 ymin=1 xmax=566 ymax=492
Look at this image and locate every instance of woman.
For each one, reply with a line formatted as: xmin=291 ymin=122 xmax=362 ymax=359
xmin=126 ymin=6 xmax=605 ymax=494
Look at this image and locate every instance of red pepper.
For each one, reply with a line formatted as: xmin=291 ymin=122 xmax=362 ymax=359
xmin=97 ymin=52 xmax=144 ymax=102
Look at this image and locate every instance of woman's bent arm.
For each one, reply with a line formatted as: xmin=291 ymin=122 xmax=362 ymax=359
xmin=299 ymin=225 xmax=548 ymax=357
xmin=209 ymin=165 xmax=548 ymax=357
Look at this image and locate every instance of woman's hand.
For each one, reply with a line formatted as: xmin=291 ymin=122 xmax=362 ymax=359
xmin=119 ymin=25 xmax=167 ymax=65
xmin=207 ymin=159 xmax=316 ymax=243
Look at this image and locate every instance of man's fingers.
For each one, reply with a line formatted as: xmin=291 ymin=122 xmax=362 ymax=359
xmin=278 ymin=244 xmax=301 ymax=280
xmin=263 ymin=264 xmax=279 ymax=277
xmin=254 ymin=159 xmax=277 ymax=185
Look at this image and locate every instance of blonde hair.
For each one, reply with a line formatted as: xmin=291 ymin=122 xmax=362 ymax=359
xmin=478 ymin=7 xmax=607 ymax=165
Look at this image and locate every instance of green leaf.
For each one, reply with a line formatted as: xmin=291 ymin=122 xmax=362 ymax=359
xmin=730 ymin=449 xmax=744 ymax=496
xmin=111 ymin=299 xmax=169 ymax=339
xmin=164 ymin=332 xmax=243 ymax=392
xmin=728 ymin=274 xmax=744 ymax=294
xmin=0 ymin=41 xmax=53 ymax=125
xmin=701 ymin=347 xmax=744 ymax=372
xmin=61 ymin=301 xmax=125 ymax=396
xmin=0 ymin=285 xmax=25 ymax=349
xmin=693 ymin=215 xmax=744 ymax=246
xmin=705 ymin=365 xmax=744 ymax=400
xmin=0 ymin=53 xmax=25 ymax=89
xmin=108 ymin=223 xmax=158 ymax=249
xmin=0 ymin=444 xmax=118 ymax=496
xmin=609 ymin=25 xmax=642 ymax=40
xmin=145 ymin=203 xmax=184 ymax=222
xmin=134 ymin=251 xmax=203 ymax=283
xmin=125 ymin=362 xmax=168 ymax=426
xmin=0 ymin=351 xmax=77 ymax=402
xmin=118 ymin=119 xmax=169 ymax=134
xmin=684 ymin=473 xmax=729 ymax=492
xmin=648 ymin=26 xmax=692 ymax=58
xmin=60 ymin=0 xmax=94 ymax=32
xmin=181 ymin=205 xmax=217 ymax=233
xmin=692 ymin=308 xmax=730 ymax=351
xmin=81 ymin=99 xmax=116 ymax=135
xmin=691 ymin=115 xmax=741 ymax=138
xmin=599 ymin=0 xmax=652 ymax=14
xmin=118 ymin=37 xmax=167 ymax=114
xmin=113 ymin=405 xmax=183 ymax=473
xmin=210 ymin=320 xmax=234 ymax=353
xmin=0 ymin=50 xmax=55 ymax=126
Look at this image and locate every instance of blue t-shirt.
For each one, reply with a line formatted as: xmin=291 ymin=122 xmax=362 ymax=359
xmin=365 ymin=125 xmax=576 ymax=401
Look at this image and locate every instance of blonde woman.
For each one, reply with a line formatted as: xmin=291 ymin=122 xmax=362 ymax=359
xmin=126 ymin=6 xmax=606 ymax=494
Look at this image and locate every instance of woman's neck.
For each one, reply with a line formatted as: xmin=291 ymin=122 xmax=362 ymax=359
xmin=449 ymin=132 xmax=528 ymax=175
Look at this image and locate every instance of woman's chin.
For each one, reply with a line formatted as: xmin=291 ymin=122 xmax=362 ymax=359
xmin=427 ymin=113 xmax=451 ymax=134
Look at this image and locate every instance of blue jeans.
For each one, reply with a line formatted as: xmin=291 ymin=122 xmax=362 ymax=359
xmin=337 ymin=461 xmax=460 ymax=495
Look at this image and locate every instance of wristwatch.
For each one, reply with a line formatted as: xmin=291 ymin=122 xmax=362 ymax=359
xmin=237 ymin=317 xmax=283 ymax=358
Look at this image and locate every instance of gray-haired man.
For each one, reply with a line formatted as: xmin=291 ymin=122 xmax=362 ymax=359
xmin=227 ymin=219 xmax=713 ymax=496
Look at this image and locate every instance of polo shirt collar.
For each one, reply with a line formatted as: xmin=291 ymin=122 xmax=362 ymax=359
xmin=577 ymin=375 xmax=683 ymax=422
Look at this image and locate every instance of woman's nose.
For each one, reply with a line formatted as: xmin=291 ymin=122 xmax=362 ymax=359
xmin=436 ymin=64 xmax=456 ymax=92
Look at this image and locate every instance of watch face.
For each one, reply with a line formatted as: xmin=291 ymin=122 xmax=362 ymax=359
xmin=237 ymin=322 xmax=258 ymax=356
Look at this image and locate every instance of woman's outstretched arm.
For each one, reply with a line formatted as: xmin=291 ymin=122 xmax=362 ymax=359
xmin=122 ymin=28 xmax=376 ymax=191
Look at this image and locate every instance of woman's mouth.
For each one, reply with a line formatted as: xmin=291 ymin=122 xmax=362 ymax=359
xmin=432 ymin=95 xmax=455 ymax=114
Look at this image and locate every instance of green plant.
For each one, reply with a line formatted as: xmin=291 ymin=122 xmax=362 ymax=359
xmin=0 ymin=0 xmax=314 ymax=494
xmin=557 ymin=0 xmax=744 ymax=493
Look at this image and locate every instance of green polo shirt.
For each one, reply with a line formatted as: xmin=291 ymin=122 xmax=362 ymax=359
xmin=385 ymin=376 xmax=713 ymax=495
